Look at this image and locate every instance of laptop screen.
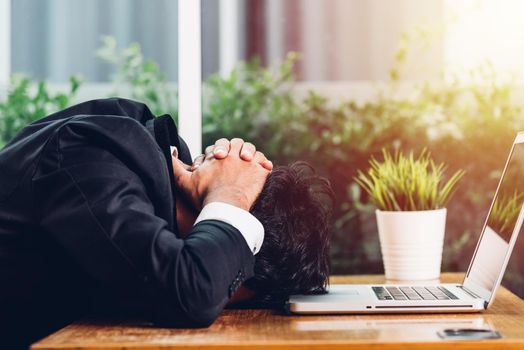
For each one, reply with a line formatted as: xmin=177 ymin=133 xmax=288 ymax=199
xmin=466 ymin=137 xmax=524 ymax=298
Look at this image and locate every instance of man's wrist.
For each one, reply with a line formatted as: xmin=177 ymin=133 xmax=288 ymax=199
xmin=203 ymin=187 xmax=251 ymax=211
xmin=194 ymin=202 xmax=265 ymax=254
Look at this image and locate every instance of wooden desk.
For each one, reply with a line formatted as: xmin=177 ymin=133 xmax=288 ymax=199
xmin=32 ymin=273 xmax=524 ymax=350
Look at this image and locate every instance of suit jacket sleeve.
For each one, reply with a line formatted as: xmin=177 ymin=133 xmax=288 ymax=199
xmin=31 ymin=117 xmax=254 ymax=327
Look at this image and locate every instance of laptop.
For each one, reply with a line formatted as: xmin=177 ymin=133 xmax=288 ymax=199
xmin=288 ymin=132 xmax=524 ymax=314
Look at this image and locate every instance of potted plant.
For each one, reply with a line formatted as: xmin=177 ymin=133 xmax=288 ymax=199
xmin=355 ymin=149 xmax=465 ymax=281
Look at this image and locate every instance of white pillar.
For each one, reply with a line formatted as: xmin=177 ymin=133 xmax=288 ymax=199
xmin=219 ymin=0 xmax=240 ymax=78
xmin=0 ymin=0 xmax=10 ymax=99
xmin=178 ymin=0 xmax=202 ymax=157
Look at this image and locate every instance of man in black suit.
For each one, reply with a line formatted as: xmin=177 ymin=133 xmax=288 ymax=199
xmin=0 ymin=98 xmax=333 ymax=348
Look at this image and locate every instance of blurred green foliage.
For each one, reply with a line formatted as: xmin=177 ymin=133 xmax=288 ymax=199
xmin=0 ymin=75 xmax=81 ymax=148
xmin=202 ymin=53 xmax=297 ymax=146
xmin=97 ymin=36 xmax=178 ymax=119
xmin=490 ymin=192 xmax=524 ymax=238
xmin=2 ymin=35 xmax=524 ymax=297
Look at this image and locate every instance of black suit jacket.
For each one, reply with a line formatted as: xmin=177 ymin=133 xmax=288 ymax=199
xmin=0 ymin=98 xmax=254 ymax=348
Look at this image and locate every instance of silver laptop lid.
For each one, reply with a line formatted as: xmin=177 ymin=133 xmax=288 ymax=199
xmin=463 ymin=132 xmax=524 ymax=306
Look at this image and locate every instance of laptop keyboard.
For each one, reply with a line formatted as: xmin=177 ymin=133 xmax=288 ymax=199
xmin=372 ymin=286 xmax=459 ymax=301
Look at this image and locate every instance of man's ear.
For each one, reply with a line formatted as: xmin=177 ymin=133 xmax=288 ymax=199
xmin=170 ymin=146 xmax=178 ymax=158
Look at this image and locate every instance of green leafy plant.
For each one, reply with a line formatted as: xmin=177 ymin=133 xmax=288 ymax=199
xmin=0 ymin=75 xmax=81 ymax=146
xmin=202 ymin=53 xmax=298 ymax=148
xmin=355 ymin=149 xmax=465 ymax=211
xmin=96 ymin=36 xmax=177 ymax=119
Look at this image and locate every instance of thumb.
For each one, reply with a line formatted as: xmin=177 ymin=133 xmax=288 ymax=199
xmin=171 ymin=155 xmax=201 ymax=209
xmin=171 ymin=155 xmax=192 ymax=190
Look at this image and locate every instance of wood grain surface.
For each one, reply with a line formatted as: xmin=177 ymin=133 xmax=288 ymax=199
xmin=31 ymin=273 xmax=524 ymax=350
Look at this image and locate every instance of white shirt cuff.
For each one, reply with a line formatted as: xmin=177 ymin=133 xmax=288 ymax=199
xmin=194 ymin=202 xmax=265 ymax=255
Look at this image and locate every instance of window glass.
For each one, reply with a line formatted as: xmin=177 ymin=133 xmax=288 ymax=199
xmin=11 ymin=0 xmax=178 ymax=83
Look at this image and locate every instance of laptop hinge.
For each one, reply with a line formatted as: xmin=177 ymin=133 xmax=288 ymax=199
xmin=460 ymin=286 xmax=480 ymax=298
xmin=458 ymin=285 xmax=486 ymax=307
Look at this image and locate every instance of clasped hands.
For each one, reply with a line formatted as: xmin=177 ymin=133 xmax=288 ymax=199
xmin=172 ymin=138 xmax=272 ymax=212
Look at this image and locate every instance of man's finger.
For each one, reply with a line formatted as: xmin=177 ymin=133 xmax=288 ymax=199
xmin=213 ymin=138 xmax=231 ymax=159
xmin=240 ymin=142 xmax=256 ymax=161
xmin=229 ymin=138 xmax=244 ymax=157
xmin=262 ymin=160 xmax=273 ymax=171
xmin=254 ymin=151 xmax=273 ymax=171
xmin=205 ymin=145 xmax=214 ymax=156
xmin=253 ymin=151 xmax=266 ymax=165
xmin=191 ymin=154 xmax=205 ymax=170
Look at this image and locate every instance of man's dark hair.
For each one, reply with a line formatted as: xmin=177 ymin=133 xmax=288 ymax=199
xmin=246 ymin=161 xmax=334 ymax=305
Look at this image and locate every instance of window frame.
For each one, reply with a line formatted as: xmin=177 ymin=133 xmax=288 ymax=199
xmin=0 ymin=0 xmax=10 ymax=99
xmin=178 ymin=0 xmax=202 ymax=157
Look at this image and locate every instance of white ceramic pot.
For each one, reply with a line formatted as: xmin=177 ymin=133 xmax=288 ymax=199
xmin=376 ymin=208 xmax=446 ymax=281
